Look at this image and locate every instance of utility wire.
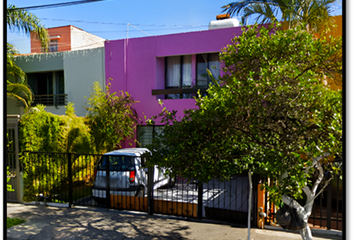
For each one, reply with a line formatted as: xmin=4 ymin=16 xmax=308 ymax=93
xmin=40 ymin=17 xmax=208 ymax=28
xmin=7 ymin=0 xmax=105 ymax=11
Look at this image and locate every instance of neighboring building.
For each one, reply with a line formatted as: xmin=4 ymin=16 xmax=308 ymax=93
xmin=30 ymin=25 xmax=105 ymax=53
xmin=7 ymin=25 xmax=106 ymax=117
xmin=10 ymin=47 xmax=106 ymax=116
xmin=104 ymin=17 xmax=243 ymax=148
xmin=105 ymin=15 xmax=342 ymax=148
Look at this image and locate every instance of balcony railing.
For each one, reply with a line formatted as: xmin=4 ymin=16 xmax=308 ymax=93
xmin=33 ymin=94 xmax=68 ymax=108
xmin=151 ymin=88 xmax=208 ymax=96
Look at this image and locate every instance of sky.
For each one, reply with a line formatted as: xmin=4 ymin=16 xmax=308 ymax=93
xmin=7 ymin=0 xmax=343 ymax=54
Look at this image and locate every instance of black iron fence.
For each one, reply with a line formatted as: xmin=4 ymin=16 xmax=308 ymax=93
xmin=20 ymin=151 xmax=258 ymax=226
xmin=264 ymin=176 xmax=343 ymax=231
xmin=21 ymin=152 xmax=101 ymax=205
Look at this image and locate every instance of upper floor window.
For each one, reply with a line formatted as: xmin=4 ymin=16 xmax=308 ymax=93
xmin=49 ymin=40 xmax=58 ymax=52
xmin=27 ymin=71 xmax=66 ymax=107
xmin=152 ymin=53 xmax=221 ymax=99
xmin=165 ymin=55 xmax=192 ymax=99
xmin=196 ymin=53 xmax=220 ymax=87
xmin=41 ymin=40 xmax=59 ymax=52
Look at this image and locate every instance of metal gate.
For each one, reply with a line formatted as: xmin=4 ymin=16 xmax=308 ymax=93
xmin=7 ymin=115 xmax=22 ymax=203
xmin=264 ymin=177 xmax=343 ymax=231
xmin=20 ymin=151 xmax=257 ymax=225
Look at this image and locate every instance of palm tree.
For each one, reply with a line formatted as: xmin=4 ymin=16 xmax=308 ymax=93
xmin=7 ymin=5 xmax=49 ymax=108
xmin=7 ymin=43 xmax=33 ymax=108
xmin=222 ymin=0 xmax=337 ymax=32
xmin=7 ymin=5 xmax=49 ymax=45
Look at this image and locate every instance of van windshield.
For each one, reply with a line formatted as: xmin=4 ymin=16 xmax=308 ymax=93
xmin=97 ymin=155 xmax=135 ymax=171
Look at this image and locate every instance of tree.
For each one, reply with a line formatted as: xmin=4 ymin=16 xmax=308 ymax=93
xmin=146 ymin=23 xmax=342 ymax=240
xmin=85 ymin=81 xmax=139 ymax=154
xmin=222 ymin=0 xmax=337 ymax=32
xmin=7 ymin=5 xmax=49 ymax=109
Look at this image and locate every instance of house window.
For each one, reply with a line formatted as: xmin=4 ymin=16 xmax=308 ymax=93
xmin=137 ymin=125 xmax=164 ymax=147
xmin=165 ymin=55 xmax=192 ymax=99
xmin=27 ymin=71 xmax=66 ymax=106
xmin=49 ymin=40 xmax=58 ymax=52
xmin=41 ymin=40 xmax=59 ymax=52
xmin=196 ymin=53 xmax=220 ymax=87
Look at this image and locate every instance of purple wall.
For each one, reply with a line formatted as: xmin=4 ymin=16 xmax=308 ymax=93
xmin=105 ymin=26 xmax=244 ymax=146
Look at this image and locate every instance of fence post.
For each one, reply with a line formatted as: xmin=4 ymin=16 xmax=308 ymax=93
xmin=147 ymin=166 xmax=154 ymax=215
xmin=68 ymin=153 xmax=73 ymax=207
xmin=326 ymin=182 xmax=332 ymax=230
xmin=252 ymin=174 xmax=259 ymax=227
xmin=106 ymin=156 xmax=111 ymax=209
xmin=197 ymin=181 xmax=203 ymax=220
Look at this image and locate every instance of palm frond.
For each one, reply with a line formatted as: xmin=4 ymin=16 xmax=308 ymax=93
xmin=222 ymin=0 xmax=337 ymax=32
xmin=7 ymin=82 xmax=34 ymax=108
xmin=7 ymin=43 xmax=26 ymax=83
xmin=7 ymin=4 xmax=49 ymax=45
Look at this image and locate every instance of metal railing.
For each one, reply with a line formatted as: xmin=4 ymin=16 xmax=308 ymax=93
xmin=264 ymin=177 xmax=343 ymax=231
xmin=33 ymin=94 xmax=68 ymax=108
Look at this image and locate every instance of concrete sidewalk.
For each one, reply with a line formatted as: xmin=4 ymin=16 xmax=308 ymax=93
xmin=7 ymin=203 xmax=342 ymax=240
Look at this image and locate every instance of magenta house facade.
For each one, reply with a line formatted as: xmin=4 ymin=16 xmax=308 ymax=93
xmin=105 ymin=26 xmax=244 ymax=147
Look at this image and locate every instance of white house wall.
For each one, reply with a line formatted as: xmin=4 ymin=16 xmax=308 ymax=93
xmin=12 ymin=48 xmax=105 ymax=117
xmin=63 ymin=47 xmax=106 ymax=116
xmin=70 ymin=27 xmax=105 ymax=51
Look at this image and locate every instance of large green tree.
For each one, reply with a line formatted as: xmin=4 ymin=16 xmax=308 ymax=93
xmin=222 ymin=0 xmax=338 ymax=32
xmin=147 ymin=23 xmax=342 ymax=240
xmin=7 ymin=5 xmax=49 ymax=108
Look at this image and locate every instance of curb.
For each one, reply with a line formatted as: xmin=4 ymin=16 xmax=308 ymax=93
xmin=265 ymin=225 xmax=342 ymax=237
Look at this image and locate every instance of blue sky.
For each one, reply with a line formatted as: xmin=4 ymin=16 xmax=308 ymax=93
xmin=7 ymin=0 xmax=343 ymax=54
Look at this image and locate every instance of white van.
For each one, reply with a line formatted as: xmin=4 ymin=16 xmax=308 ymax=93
xmin=92 ymin=148 xmax=169 ymax=203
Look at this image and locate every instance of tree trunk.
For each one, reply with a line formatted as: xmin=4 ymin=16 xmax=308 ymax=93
xmin=300 ymin=225 xmax=313 ymax=240
xmin=282 ymin=154 xmax=327 ymax=240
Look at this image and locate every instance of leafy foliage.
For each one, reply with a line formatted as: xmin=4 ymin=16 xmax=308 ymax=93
xmin=222 ymin=0 xmax=337 ymax=32
xmin=7 ymin=43 xmax=33 ymax=109
xmin=19 ymin=103 xmax=94 ymax=201
xmin=146 ymin=23 xmax=342 ymax=205
xmin=19 ymin=104 xmax=92 ymax=153
xmin=85 ymin=80 xmax=139 ymax=153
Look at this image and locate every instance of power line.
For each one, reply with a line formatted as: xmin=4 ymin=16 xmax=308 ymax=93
xmin=7 ymin=0 xmax=105 ymax=11
xmin=40 ymin=17 xmax=209 ymax=28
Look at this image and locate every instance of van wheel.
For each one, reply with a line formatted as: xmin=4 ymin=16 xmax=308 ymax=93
xmin=135 ymin=187 xmax=145 ymax=197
